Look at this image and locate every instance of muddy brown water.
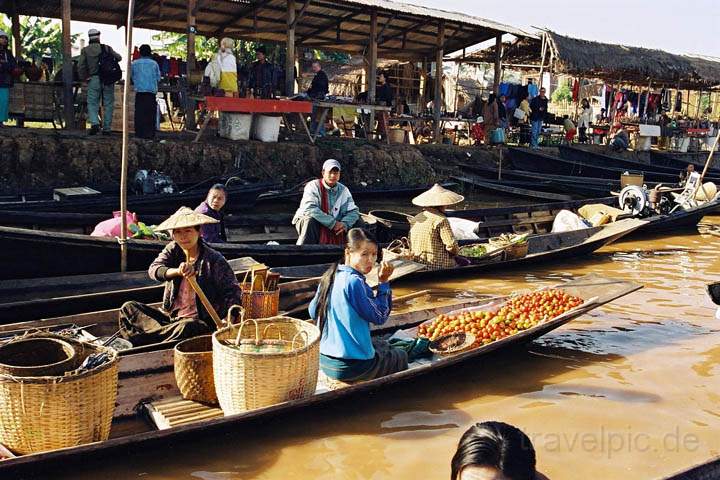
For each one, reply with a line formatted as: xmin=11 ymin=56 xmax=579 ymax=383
xmin=57 ymin=198 xmax=720 ymax=480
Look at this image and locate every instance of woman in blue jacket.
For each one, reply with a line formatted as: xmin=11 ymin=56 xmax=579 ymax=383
xmin=309 ymin=228 xmax=408 ymax=382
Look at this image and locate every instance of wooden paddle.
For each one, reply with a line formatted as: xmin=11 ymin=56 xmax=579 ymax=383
xmin=183 ymin=250 xmax=224 ymax=329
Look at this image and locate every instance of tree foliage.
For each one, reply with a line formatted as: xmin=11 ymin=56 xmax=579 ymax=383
xmin=0 ymin=14 xmax=79 ymax=65
xmin=552 ymin=83 xmax=573 ymax=103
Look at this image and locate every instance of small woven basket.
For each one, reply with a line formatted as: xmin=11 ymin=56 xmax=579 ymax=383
xmin=240 ymin=283 xmax=280 ymax=319
xmin=505 ymin=241 xmax=529 ymax=259
xmin=174 ymin=335 xmax=217 ymax=405
xmin=0 ymin=333 xmax=118 ymax=455
xmin=429 ymin=332 xmax=477 ymax=356
xmin=212 ymin=316 xmax=320 ymax=415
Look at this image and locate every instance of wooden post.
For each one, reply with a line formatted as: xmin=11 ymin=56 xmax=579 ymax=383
xmin=538 ymin=33 xmax=547 ymax=90
xmin=433 ymin=21 xmax=444 ymax=143
xmin=452 ymin=49 xmax=464 ymax=114
xmin=120 ymin=0 xmax=137 ymax=272
xmin=61 ymin=0 xmax=74 ymax=130
xmin=285 ymin=0 xmax=296 ymax=96
xmin=367 ymin=10 xmax=378 ymax=138
xmin=493 ymin=34 xmax=502 ymax=95
xmin=642 ymin=78 xmax=652 ymax=118
xmin=187 ymin=0 xmax=197 ymax=74
xmin=9 ymin=0 xmax=22 ymax=59
xmin=185 ymin=0 xmax=197 ymax=131
xmin=574 ymin=77 xmax=581 ymax=121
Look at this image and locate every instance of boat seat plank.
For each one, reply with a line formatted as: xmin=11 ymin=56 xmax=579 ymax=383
xmin=145 ymin=397 xmax=223 ymax=430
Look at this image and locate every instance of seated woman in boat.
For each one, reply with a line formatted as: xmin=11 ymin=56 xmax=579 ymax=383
xmin=119 ymin=207 xmax=241 ymax=346
xmin=292 ymin=159 xmax=361 ymax=245
xmin=309 ymin=228 xmax=409 ymax=382
xmin=195 ymin=184 xmax=227 ymax=243
xmin=451 ymin=421 xmax=549 ymax=480
xmin=408 ymin=184 xmax=466 ymax=270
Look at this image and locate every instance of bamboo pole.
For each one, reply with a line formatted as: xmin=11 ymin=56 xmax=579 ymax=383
xmin=433 ymin=21 xmax=444 ymax=143
xmin=184 ymin=252 xmax=224 ymax=329
xmin=285 ymin=0 xmax=296 ymax=96
xmin=452 ymin=48 xmax=464 ymax=115
xmin=119 ymin=0 xmax=135 ymax=272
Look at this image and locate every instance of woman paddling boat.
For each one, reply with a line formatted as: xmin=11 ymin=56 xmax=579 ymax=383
xmin=119 ymin=207 xmax=241 ymax=346
xmin=309 ymin=228 xmax=425 ymax=382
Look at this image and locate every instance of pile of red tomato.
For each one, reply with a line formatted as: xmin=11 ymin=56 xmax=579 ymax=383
xmin=417 ymin=288 xmax=584 ymax=347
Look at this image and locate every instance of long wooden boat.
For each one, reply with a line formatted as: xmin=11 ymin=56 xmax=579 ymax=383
xmin=558 ymin=145 xmax=691 ymax=176
xmin=0 ymin=226 xmax=347 ymax=280
xmin=459 ymin=163 xmax=625 ymax=198
xmin=662 ymin=456 xmax=720 ymax=479
xmin=0 ymin=273 xmax=641 ymax=475
xmin=0 ymin=181 xmax=279 ymax=215
xmin=0 ymin=257 xmax=322 ymax=324
xmin=451 ymin=174 xmax=575 ymax=201
xmin=650 ymin=150 xmax=717 ymax=172
xmin=508 ymin=147 xmax=718 ymax=184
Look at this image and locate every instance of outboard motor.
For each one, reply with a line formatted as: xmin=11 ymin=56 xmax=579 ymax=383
xmin=133 ymin=170 xmax=176 ymax=195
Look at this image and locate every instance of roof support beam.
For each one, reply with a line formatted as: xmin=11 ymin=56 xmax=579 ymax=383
xmin=433 ymin=21 xmax=445 ymax=143
xmin=493 ymin=34 xmax=502 ymax=94
xmin=296 ymin=11 xmax=360 ymax=43
xmin=212 ymin=0 xmax=274 ymax=36
xmin=290 ymin=0 xmax=312 ymax=29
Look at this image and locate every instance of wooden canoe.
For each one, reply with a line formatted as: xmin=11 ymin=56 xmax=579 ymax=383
xmin=0 ymin=257 xmax=321 ymax=325
xmin=0 ymin=226 xmax=347 ymax=279
xmin=0 ymin=273 xmax=641 ymax=476
xmin=650 ymin=150 xmax=718 ymax=173
xmin=0 ymin=181 xmax=279 ymax=215
xmin=459 ymin=163 xmax=626 ymax=198
xmin=508 ymin=147 xmax=717 ymax=184
xmin=556 ymin=145 xmax=719 ymax=178
xmin=451 ymin=174 xmax=575 ymax=201
xmin=274 ymin=219 xmax=646 ymax=282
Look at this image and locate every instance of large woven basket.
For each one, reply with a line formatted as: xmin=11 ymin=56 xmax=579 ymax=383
xmin=0 ymin=334 xmax=118 ymax=455
xmin=174 ymin=335 xmax=217 ymax=405
xmin=212 ymin=316 xmax=320 ymax=415
xmin=0 ymin=337 xmax=79 ymax=377
xmin=240 ymin=283 xmax=280 ymax=319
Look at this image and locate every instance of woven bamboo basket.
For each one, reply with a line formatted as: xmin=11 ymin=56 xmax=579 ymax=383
xmin=240 ymin=283 xmax=280 ymax=319
xmin=0 ymin=337 xmax=79 ymax=377
xmin=505 ymin=242 xmax=529 ymax=259
xmin=174 ymin=335 xmax=217 ymax=405
xmin=212 ymin=316 xmax=320 ymax=415
xmin=0 ymin=333 xmax=119 ymax=455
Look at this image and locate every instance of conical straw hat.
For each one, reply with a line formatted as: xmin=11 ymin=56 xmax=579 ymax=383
xmin=412 ymin=184 xmax=465 ymax=207
xmin=155 ymin=207 xmax=219 ymax=232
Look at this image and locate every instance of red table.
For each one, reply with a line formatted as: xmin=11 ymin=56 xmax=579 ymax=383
xmin=194 ymin=97 xmax=314 ymax=142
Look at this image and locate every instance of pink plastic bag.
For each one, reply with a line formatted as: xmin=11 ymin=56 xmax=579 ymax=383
xmin=90 ymin=211 xmax=138 ymax=237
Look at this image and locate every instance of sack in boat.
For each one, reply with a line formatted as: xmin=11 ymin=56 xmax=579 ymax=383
xmin=212 ymin=317 xmax=320 ymax=415
xmin=382 ymin=237 xmax=413 ymax=262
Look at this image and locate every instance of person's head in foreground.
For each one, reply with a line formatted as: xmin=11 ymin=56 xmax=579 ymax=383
xmin=312 ymin=60 xmax=322 ymax=73
xmin=451 ymin=421 xmax=546 ymax=480
xmin=322 ymin=158 xmax=341 ymax=187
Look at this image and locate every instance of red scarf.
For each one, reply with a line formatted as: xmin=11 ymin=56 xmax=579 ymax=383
xmin=318 ymin=179 xmax=346 ymax=245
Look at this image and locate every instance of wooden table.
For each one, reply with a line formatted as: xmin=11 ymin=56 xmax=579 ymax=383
xmin=312 ymin=101 xmax=392 ymax=143
xmin=193 ymin=97 xmax=313 ymax=143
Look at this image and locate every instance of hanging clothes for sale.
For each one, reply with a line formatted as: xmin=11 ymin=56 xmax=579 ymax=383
xmin=674 ymin=91 xmax=682 ymax=112
xmin=132 ymin=47 xmax=140 ymax=61
xmin=572 ymin=79 xmax=580 ymax=102
xmin=169 ymin=58 xmax=180 ymax=77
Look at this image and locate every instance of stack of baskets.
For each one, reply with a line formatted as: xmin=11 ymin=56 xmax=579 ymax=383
xmin=0 ymin=332 xmax=118 ymax=455
xmin=212 ymin=316 xmax=320 ymax=415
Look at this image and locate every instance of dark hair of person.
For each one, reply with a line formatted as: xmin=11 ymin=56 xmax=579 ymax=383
xmin=209 ymin=183 xmax=227 ymax=194
xmin=487 ymin=93 xmax=496 ymax=104
xmin=312 ymin=59 xmax=321 ymax=66
xmin=581 ymin=98 xmax=590 ymax=108
xmin=313 ymin=228 xmax=377 ymax=333
xmin=139 ymin=44 xmax=152 ymax=57
xmin=450 ymin=421 xmax=537 ymax=480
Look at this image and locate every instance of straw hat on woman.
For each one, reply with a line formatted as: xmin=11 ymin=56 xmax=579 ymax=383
xmin=118 ymin=207 xmax=242 ymax=347
xmin=408 ymin=184 xmax=466 ymax=270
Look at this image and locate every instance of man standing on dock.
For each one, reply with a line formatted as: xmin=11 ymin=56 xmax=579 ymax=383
xmin=529 ymin=87 xmax=548 ymax=149
xmin=292 ymin=159 xmax=360 ymax=245
xmin=78 ymin=29 xmax=122 ymax=135
xmin=131 ymin=44 xmax=161 ymax=139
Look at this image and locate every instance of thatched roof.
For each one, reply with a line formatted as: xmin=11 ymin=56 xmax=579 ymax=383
xmin=3 ymin=0 xmax=530 ymax=60
xmin=458 ymin=31 xmax=720 ymax=89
